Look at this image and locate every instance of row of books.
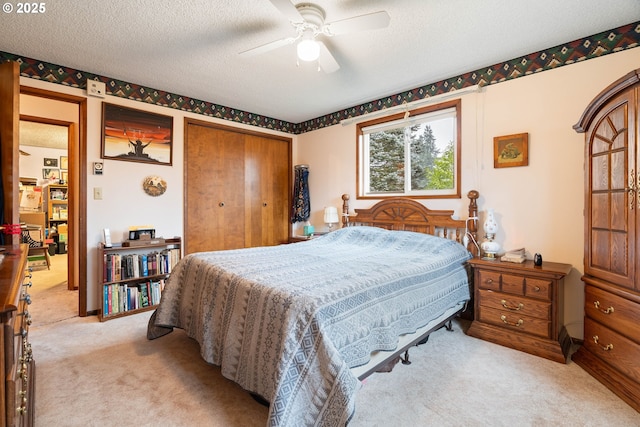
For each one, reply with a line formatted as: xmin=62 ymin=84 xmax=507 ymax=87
xmin=102 ymin=248 xmax=180 ymax=283
xmin=102 ymin=279 xmax=165 ymax=316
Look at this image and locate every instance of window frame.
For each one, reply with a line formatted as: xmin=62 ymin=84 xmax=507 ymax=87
xmin=356 ymin=99 xmax=462 ymax=200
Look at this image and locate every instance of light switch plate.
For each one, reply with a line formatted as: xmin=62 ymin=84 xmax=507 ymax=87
xmin=87 ymin=79 xmax=106 ymax=98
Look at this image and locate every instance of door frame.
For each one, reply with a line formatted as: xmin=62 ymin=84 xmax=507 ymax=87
xmin=20 ymin=114 xmax=76 ymax=290
xmin=20 ymin=86 xmax=88 ymax=316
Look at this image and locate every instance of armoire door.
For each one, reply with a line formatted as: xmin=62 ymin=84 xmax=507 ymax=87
xmin=584 ymin=88 xmax=637 ymax=291
xmin=184 ymin=119 xmax=292 ymax=255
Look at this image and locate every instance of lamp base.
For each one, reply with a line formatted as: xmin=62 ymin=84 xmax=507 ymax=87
xmin=481 ymin=252 xmax=498 ymax=261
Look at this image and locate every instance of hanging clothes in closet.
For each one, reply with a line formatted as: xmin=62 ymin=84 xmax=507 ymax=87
xmin=291 ymin=164 xmax=310 ymax=223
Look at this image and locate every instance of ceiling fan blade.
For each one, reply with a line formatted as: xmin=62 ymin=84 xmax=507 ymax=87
xmin=317 ymin=41 xmax=340 ymax=73
xmin=323 ymin=11 xmax=390 ymax=36
xmin=269 ymin=0 xmax=304 ymax=23
xmin=239 ymin=36 xmax=297 ymax=57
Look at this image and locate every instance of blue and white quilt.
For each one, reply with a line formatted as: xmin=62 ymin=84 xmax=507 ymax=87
xmin=150 ymin=226 xmax=472 ymax=426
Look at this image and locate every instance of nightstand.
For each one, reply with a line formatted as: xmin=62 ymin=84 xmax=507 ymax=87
xmin=466 ymin=257 xmax=572 ymax=363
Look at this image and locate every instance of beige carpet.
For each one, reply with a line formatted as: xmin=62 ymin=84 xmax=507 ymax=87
xmin=28 ymin=253 xmax=78 ymax=326
xmin=28 ymin=265 xmax=640 ymax=426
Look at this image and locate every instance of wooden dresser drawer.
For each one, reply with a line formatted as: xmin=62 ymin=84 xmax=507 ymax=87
xmin=501 ymin=273 xmax=525 ymax=295
xmin=478 ymin=289 xmax=551 ymax=319
xmin=584 ymin=285 xmax=640 ymax=343
xmin=476 ymin=270 xmax=500 ymax=291
xmin=525 ymin=277 xmax=552 ymax=301
xmin=477 ymin=305 xmax=551 ymax=338
xmin=583 ymin=317 xmax=640 ymax=385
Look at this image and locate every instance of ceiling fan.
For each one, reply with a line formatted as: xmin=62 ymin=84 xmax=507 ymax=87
xmin=240 ymin=0 xmax=390 ymax=73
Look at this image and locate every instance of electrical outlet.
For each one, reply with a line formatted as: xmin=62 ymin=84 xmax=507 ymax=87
xmin=87 ymin=79 xmax=106 ymax=98
xmin=94 ymin=187 xmax=103 ymax=200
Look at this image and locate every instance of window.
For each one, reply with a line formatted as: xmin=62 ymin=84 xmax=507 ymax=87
xmin=357 ymin=99 xmax=461 ymax=199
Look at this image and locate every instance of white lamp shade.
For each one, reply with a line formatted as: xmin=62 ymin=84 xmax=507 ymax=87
xmin=483 ymin=209 xmax=498 ymax=234
xmin=297 ymin=39 xmax=320 ymax=62
xmin=324 ymin=206 xmax=339 ymax=224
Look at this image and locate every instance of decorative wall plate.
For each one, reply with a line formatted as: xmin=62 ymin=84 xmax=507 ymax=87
xmin=142 ymin=175 xmax=167 ymax=197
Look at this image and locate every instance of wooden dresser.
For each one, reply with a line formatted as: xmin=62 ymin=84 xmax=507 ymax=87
xmin=573 ymin=68 xmax=640 ymax=413
xmin=466 ymin=257 xmax=572 ymax=363
xmin=0 ymin=244 xmax=35 ymax=426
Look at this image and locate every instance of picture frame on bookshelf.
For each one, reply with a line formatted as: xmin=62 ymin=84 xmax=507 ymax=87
xmin=43 ymin=168 xmax=60 ymax=180
xmin=44 ymin=157 xmax=58 ymax=167
xmin=101 ymin=103 xmax=173 ymax=166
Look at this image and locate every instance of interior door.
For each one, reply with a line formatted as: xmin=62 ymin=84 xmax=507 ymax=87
xmin=0 ymin=61 xmax=20 ymax=244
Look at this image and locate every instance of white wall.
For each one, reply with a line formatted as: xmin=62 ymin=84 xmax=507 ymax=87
xmin=19 ymin=79 xmax=290 ymax=313
xmin=294 ymin=47 xmax=640 ymax=338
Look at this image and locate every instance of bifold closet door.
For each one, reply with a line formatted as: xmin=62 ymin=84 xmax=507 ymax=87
xmin=185 ymin=121 xmax=246 ymax=254
xmin=244 ymin=134 xmax=291 ymax=247
xmin=184 ymin=119 xmax=292 ymax=255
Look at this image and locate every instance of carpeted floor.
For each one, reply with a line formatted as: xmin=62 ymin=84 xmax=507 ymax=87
xmin=28 ymin=259 xmax=640 ymax=426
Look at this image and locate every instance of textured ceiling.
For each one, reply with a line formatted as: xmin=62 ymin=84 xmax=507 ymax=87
xmin=2 ymin=0 xmax=640 ymax=123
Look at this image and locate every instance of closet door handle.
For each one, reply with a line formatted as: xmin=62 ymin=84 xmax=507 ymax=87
xmin=218 ymin=202 xmax=225 ymax=207
xmin=263 ymin=202 xmax=267 ymax=207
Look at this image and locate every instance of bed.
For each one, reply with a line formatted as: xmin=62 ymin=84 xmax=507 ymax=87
xmin=148 ymin=191 xmax=479 ymax=427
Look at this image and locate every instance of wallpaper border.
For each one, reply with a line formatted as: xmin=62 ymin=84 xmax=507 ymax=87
xmin=2 ymin=22 xmax=639 ymax=135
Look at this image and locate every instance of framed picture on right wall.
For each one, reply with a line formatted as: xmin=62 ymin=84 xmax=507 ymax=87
xmin=494 ymin=132 xmax=528 ymax=168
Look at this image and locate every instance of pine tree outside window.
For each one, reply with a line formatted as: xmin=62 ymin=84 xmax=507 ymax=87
xmin=357 ymin=99 xmax=461 ymax=199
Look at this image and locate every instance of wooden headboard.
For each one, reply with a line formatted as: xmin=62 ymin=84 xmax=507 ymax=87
xmin=341 ymin=191 xmax=479 ymax=257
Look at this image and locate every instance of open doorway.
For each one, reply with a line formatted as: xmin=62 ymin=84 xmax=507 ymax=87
xmin=19 ymin=86 xmax=88 ymax=318
xmin=19 ymin=117 xmax=77 ymax=322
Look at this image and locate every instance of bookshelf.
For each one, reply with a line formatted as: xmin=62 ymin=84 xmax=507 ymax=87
xmin=46 ymin=183 xmax=68 ymax=229
xmin=98 ymin=237 xmax=181 ymax=321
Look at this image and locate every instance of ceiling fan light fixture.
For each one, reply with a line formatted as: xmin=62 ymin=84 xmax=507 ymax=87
xmin=297 ymin=39 xmax=320 ymax=62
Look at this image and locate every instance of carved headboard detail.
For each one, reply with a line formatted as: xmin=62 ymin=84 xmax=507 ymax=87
xmin=341 ymin=191 xmax=479 ymax=256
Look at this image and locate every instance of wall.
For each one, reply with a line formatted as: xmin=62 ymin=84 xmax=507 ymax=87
xmin=18 ymin=47 xmax=640 ymax=338
xmin=18 ymin=78 xmax=291 ymax=313
xmin=294 ymin=47 xmax=640 ymax=339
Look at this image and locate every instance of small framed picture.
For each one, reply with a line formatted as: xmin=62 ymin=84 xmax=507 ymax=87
xmin=43 ymin=168 xmax=60 ymax=180
xmin=44 ymin=158 xmax=58 ymax=167
xmin=60 ymin=156 xmax=68 ymax=170
xmin=61 ymin=171 xmax=69 ymax=182
xmin=494 ymin=133 xmax=529 ymax=168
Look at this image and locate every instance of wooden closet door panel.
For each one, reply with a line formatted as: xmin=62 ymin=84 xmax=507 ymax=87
xmin=185 ymin=122 xmax=245 ymax=254
xmin=585 ymin=91 xmax=636 ymax=290
xmin=245 ymin=135 xmax=291 ymax=247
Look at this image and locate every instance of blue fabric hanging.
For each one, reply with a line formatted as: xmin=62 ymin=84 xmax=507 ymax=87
xmin=291 ymin=165 xmax=310 ymax=223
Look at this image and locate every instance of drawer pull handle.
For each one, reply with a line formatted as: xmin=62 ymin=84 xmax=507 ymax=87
xmin=501 ymin=300 xmax=524 ymax=311
xmin=500 ymin=315 xmax=523 ymax=327
xmin=484 ymin=278 xmax=493 ymax=284
xmin=593 ymin=335 xmax=614 ymax=351
xmin=533 ymin=286 xmax=540 ymax=292
xmin=593 ymin=301 xmax=614 ymax=314
xmin=16 ymin=405 xmax=27 ymax=416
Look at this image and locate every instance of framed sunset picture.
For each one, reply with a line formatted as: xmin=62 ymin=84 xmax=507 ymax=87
xmin=101 ymin=103 xmax=173 ymax=165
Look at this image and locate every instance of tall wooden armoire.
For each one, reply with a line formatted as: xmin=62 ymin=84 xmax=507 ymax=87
xmin=184 ymin=119 xmax=292 ymax=255
xmin=573 ymin=68 xmax=640 ymax=412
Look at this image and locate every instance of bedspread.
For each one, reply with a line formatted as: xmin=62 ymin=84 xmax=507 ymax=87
xmin=149 ymin=226 xmax=472 ymax=426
